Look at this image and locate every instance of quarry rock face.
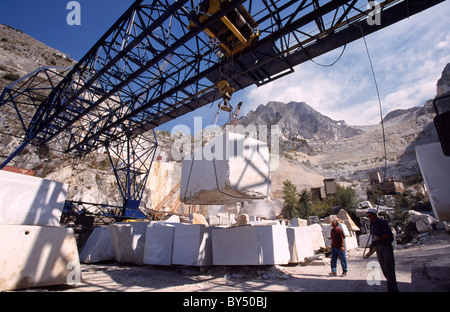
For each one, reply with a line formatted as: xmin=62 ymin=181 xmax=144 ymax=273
xmin=180 ymin=132 xmax=271 ymax=204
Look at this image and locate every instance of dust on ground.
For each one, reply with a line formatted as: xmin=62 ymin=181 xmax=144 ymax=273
xmin=46 ymin=240 xmax=450 ymax=292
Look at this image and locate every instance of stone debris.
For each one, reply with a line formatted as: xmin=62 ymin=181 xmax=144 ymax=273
xmin=205 ymin=265 xmax=291 ymax=280
xmin=190 ymin=212 xmax=209 ymax=225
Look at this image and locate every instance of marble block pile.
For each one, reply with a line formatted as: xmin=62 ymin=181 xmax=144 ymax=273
xmin=0 ymin=171 xmax=80 ymax=291
xmin=180 ymin=132 xmax=271 ymax=205
xmin=81 ymin=220 xmax=331 ymax=267
xmin=81 ymin=220 xmax=214 ymax=267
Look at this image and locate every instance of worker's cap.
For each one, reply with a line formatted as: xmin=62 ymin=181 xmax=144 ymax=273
xmin=367 ymin=208 xmax=377 ymax=215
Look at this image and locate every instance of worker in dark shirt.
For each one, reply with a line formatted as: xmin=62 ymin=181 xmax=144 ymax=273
xmin=329 ymin=220 xmax=348 ymax=277
xmin=367 ymin=208 xmax=399 ymax=292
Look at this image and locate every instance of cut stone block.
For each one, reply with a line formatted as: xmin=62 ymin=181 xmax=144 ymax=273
xmin=0 ymin=170 xmax=68 ymax=226
xmin=143 ymin=222 xmax=176 ymax=266
xmin=344 ymin=230 xmax=359 ymax=250
xmin=286 ymin=226 xmax=315 ymax=263
xmin=79 ymin=227 xmax=115 ymax=263
xmin=212 ymin=225 xmax=290 ymax=265
xmin=180 ymin=132 xmax=271 ymax=204
xmin=290 ymin=218 xmax=307 ymax=227
xmin=308 ymin=224 xmax=326 ymax=252
xmin=0 ymin=225 xmax=80 ymax=291
xmin=172 ymin=223 xmax=213 ymax=266
xmin=109 ymin=222 xmax=149 ymax=265
xmin=416 ymin=142 xmax=450 ymax=221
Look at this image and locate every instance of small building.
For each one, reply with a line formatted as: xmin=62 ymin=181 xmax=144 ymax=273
xmin=368 ymin=170 xmax=381 ymax=185
xmin=323 ymin=178 xmax=337 ymax=197
xmin=381 ymin=179 xmax=405 ymax=195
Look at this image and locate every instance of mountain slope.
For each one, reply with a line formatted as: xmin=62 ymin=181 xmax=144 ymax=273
xmin=239 ymin=101 xmax=364 ymax=142
xmin=240 ymin=65 xmax=448 ymax=196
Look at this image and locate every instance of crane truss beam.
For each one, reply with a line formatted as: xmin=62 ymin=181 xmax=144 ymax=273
xmin=0 ymin=0 xmax=445 ymax=161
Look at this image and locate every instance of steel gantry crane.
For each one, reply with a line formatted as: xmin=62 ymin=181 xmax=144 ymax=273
xmin=0 ymin=0 xmax=445 ymax=218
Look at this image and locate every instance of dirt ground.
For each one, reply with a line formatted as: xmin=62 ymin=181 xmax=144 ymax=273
xmin=51 ymin=241 xmax=450 ymax=293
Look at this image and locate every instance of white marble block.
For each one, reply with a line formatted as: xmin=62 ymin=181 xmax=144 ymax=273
xmin=143 ymin=222 xmax=176 ymax=266
xmin=0 ymin=170 xmax=68 ymax=226
xmin=171 ymin=223 xmax=213 ymax=266
xmin=212 ymin=225 xmax=290 ymax=265
xmin=0 ymin=225 xmax=80 ymax=291
xmin=180 ymin=132 xmax=271 ymax=204
xmin=416 ymin=142 xmax=450 ymax=221
xmin=109 ymin=222 xmax=149 ymax=265
xmin=308 ymin=224 xmax=326 ymax=252
xmin=79 ymin=227 xmax=115 ymax=263
xmin=286 ymin=226 xmax=315 ymax=263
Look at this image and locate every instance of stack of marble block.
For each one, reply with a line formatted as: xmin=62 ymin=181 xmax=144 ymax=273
xmin=0 ymin=170 xmax=80 ymax=291
xmin=81 ymin=221 xmax=214 ymax=266
xmin=81 ymin=219 xmax=328 ymax=267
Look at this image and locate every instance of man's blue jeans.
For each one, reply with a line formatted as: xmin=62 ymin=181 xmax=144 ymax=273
xmin=331 ymin=247 xmax=348 ymax=273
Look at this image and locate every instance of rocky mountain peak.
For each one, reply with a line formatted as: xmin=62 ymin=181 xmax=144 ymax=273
xmin=239 ymin=100 xmax=363 ymax=142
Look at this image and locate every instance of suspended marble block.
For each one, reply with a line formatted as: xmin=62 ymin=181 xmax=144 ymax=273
xmin=180 ymin=132 xmax=271 ymax=205
xmin=211 ymin=225 xmax=290 ymax=265
xmin=0 ymin=170 xmax=68 ymax=226
xmin=0 ymin=225 xmax=80 ymax=291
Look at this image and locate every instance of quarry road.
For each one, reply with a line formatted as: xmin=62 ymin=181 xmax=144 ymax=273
xmin=54 ymin=242 xmax=450 ymax=292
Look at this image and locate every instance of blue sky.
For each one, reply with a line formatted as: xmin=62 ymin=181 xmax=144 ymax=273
xmin=1 ymin=0 xmax=449 ymax=134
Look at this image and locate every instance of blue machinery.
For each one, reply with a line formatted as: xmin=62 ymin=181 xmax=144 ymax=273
xmin=0 ymin=0 xmax=445 ymax=219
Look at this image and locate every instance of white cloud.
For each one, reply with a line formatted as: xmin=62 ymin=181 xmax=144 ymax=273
xmin=240 ymin=0 xmax=450 ymax=126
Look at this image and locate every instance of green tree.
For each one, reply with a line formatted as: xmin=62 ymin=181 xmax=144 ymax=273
xmin=282 ymin=179 xmax=300 ymax=219
xmin=298 ymin=188 xmax=313 ymax=219
xmin=333 ymin=184 xmax=359 ymax=216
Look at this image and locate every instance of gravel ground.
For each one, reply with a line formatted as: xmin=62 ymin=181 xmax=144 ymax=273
xmin=43 ymin=239 xmax=450 ymax=293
